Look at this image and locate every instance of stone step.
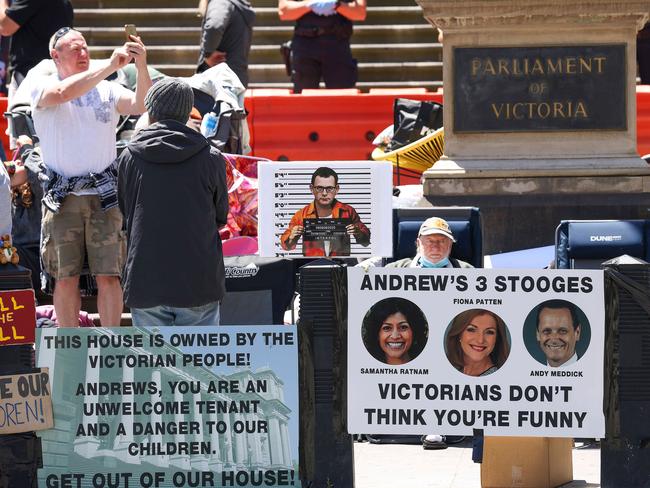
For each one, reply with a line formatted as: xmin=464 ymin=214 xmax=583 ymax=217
xmin=74 ymin=6 xmax=427 ymax=27
xmin=247 ymin=80 xmax=442 ymax=91
xmin=151 ymin=60 xmax=441 ymax=84
xmin=73 ymin=0 xmax=420 ymax=9
xmin=244 ymin=60 xmax=441 ymax=83
xmin=89 ymin=42 xmax=441 ymax=64
xmin=78 ymin=24 xmax=438 ymax=47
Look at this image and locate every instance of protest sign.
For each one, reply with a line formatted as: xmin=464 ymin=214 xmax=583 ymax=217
xmin=35 ymin=326 xmax=299 ymax=488
xmin=347 ymin=267 xmax=605 ymax=437
xmin=0 ymin=289 xmax=36 ymax=345
xmin=0 ymin=368 xmax=53 ymax=434
xmin=257 ymin=161 xmax=392 ymax=258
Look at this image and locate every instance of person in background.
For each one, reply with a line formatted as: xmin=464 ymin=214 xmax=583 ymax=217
xmin=30 ymin=28 xmax=151 ymax=327
xmin=196 ymin=0 xmax=255 ymax=87
xmin=117 ymin=78 xmax=229 ymax=326
xmin=388 ymin=217 xmax=473 ymax=269
xmin=0 ymin=0 xmax=73 ymax=94
xmin=278 ymin=0 xmax=366 ymax=93
xmin=4 ymin=135 xmax=40 ymax=289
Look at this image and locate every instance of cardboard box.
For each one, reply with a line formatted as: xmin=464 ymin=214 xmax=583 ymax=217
xmin=481 ymin=437 xmax=573 ymax=488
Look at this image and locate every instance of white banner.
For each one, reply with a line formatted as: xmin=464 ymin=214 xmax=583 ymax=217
xmin=347 ymin=267 xmax=605 ymax=437
xmin=258 ymin=161 xmax=393 ymax=258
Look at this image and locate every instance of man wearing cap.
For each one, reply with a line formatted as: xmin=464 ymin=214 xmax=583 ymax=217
xmin=117 ymin=78 xmax=228 ymax=326
xmin=389 ymin=216 xmax=472 ymax=450
xmin=31 ymin=28 xmax=151 ymax=326
xmin=387 ymin=217 xmax=473 ymax=269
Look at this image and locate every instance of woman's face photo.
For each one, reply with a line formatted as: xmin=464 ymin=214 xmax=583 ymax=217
xmin=459 ymin=313 xmax=497 ymax=365
xmin=378 ymin=312 xmax=413 ymax=364
xmin=362 ymin=297 xmax=427 ymax=366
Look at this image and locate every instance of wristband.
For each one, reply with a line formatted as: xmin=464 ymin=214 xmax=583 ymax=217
xmin=3 ymin=161 xmax=16 ymax=176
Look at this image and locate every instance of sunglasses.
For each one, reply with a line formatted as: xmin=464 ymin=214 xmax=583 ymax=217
xmin=50 ymin=26 xmax=76 ymax=50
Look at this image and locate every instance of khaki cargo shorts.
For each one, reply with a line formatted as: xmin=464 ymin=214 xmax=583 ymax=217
xmin=41 ymin=194 xmax=126 ymax=280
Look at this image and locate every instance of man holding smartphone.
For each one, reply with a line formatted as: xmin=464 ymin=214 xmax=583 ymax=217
xmin=29 ymin=27 xmax=152 ymax=327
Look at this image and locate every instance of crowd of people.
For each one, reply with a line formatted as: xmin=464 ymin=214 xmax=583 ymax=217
xmin=1 ymin=20 xmax=230 ymax=327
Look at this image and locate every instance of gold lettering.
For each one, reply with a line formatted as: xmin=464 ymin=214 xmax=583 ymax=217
xmin=0 ymin=298 xmax=8 ymax=312
xmin=579 ymin=57 xmax=592 ymax=73
xmin=531 ymin=59 xmax=544 ymax=76
xmin=593 ymin=56 xmax=606 ymax=73
xmin=11 ymin=326 xmax=24 ymax=340
xmin=553 ymin=102 xmax=566 ymax=118
xmin=491 ymin=103 xmax=505 ymax=119
xmin=575 ymin=101 xmax=588 ymax=118
xmin=497 ymin=59 xmax=509 ymax=75
xmin=546 ymin=58 xmax=561 ymax=74
xmin=471 ymin=58 xmax=481 ymax=76
xmin=10 ymin=297 xmax=24 ymax=310
xmin=513 ymin=103 xmax=525 ymax=119
xmin=538 ymin=102 xmax=551 ymax=118
xmin=512 ymin=58 xmax=522 ymax=75
xmin=565 ymin=57 xmax=577 ymax=74
xmin=484 ymin=58 xmax=496 ymax=75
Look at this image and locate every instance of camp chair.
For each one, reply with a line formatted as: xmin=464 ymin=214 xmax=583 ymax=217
xmin=371 ymin=127 xmax=445 ymax=185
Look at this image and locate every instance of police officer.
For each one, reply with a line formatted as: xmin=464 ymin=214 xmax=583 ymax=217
xmin=278 ymin=0 xmax=366 ymax=93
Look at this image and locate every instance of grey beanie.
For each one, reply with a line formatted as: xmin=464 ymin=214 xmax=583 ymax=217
xmin=144 ymin=77 xmax=194 ymax=123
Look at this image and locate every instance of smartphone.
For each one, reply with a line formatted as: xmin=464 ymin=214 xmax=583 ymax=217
xmin=125 ymin=24 xmax=138 ymax=41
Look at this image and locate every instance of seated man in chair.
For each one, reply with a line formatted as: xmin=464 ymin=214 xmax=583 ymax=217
xmin=361 ymin=216 xmax=472 ymax=449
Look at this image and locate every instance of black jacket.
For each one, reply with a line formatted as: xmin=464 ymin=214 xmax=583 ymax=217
xmin=117 ymin=120 xmax=229 ymax=309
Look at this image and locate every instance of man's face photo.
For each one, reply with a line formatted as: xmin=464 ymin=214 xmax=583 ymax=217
xmin=536 ymin=306 xmax=581 ymax=367
xmin=310 ymin=175 xmax=339 ymax=207
xmin=417 ymin=234 xmax=453 ymax=264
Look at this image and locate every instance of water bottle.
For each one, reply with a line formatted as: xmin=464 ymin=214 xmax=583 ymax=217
xmin=201 ymin=112 xmax=219 ymax=138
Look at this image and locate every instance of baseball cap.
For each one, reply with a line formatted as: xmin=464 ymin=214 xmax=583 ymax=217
xmin=418 ymin=217 xmax=456 ymax=242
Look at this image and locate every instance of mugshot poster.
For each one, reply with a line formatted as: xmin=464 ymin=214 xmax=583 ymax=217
xmin=347 ymin=267 xmax=605 ymax=438
xmin=257 ymin=162 xmax=393 ymax=258
xmin=35 ymin=326 xmax=300 ymax=488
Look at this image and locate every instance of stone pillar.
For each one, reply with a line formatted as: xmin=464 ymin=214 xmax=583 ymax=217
xmin=249 ymin=412 xmax=264 ymax=468
xmin=280 ymin=421 xmax=292 ymax=468
xmin=412 ymin=0 xmax=650 ymax=253
xmin=73 ymin=344 xmax=101 ymax=458
xmin=208 ymin=412 xmax=224 ymax=472
xmin=416 ymin=0 xmax=649 ymax=172
xmin=191 ymin=391 xmax=209 ymax=470
xmin=268 ymin=416 xmax=285 ymax=466
xmin=170 ymin=384 xmax=191 ymax=469
xmin=233 ymin=413 xmax=246 ymax=465
xmin=113 ymin=364 xmax=138 ymax=464
xmin=148 ymin=369 xmax=169 ymax=468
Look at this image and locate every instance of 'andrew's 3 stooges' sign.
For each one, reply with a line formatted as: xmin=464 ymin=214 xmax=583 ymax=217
xmin=347 ymin=268 xmax=605 ymax=437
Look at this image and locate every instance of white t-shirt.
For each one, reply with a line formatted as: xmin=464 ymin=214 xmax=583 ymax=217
xmin=0 ymin=164 xmax=11 ymax=237
xmin=30 ymin=76 xmax=132 ymax=178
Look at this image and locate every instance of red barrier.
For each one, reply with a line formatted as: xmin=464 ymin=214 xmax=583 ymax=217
xmin=1 ymin=87 xmax=648 ymax=172
xmin=637 ymin=86 xmax=650 ymax=157
xmin=246 ymin=87 xmax=650 ymax=171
